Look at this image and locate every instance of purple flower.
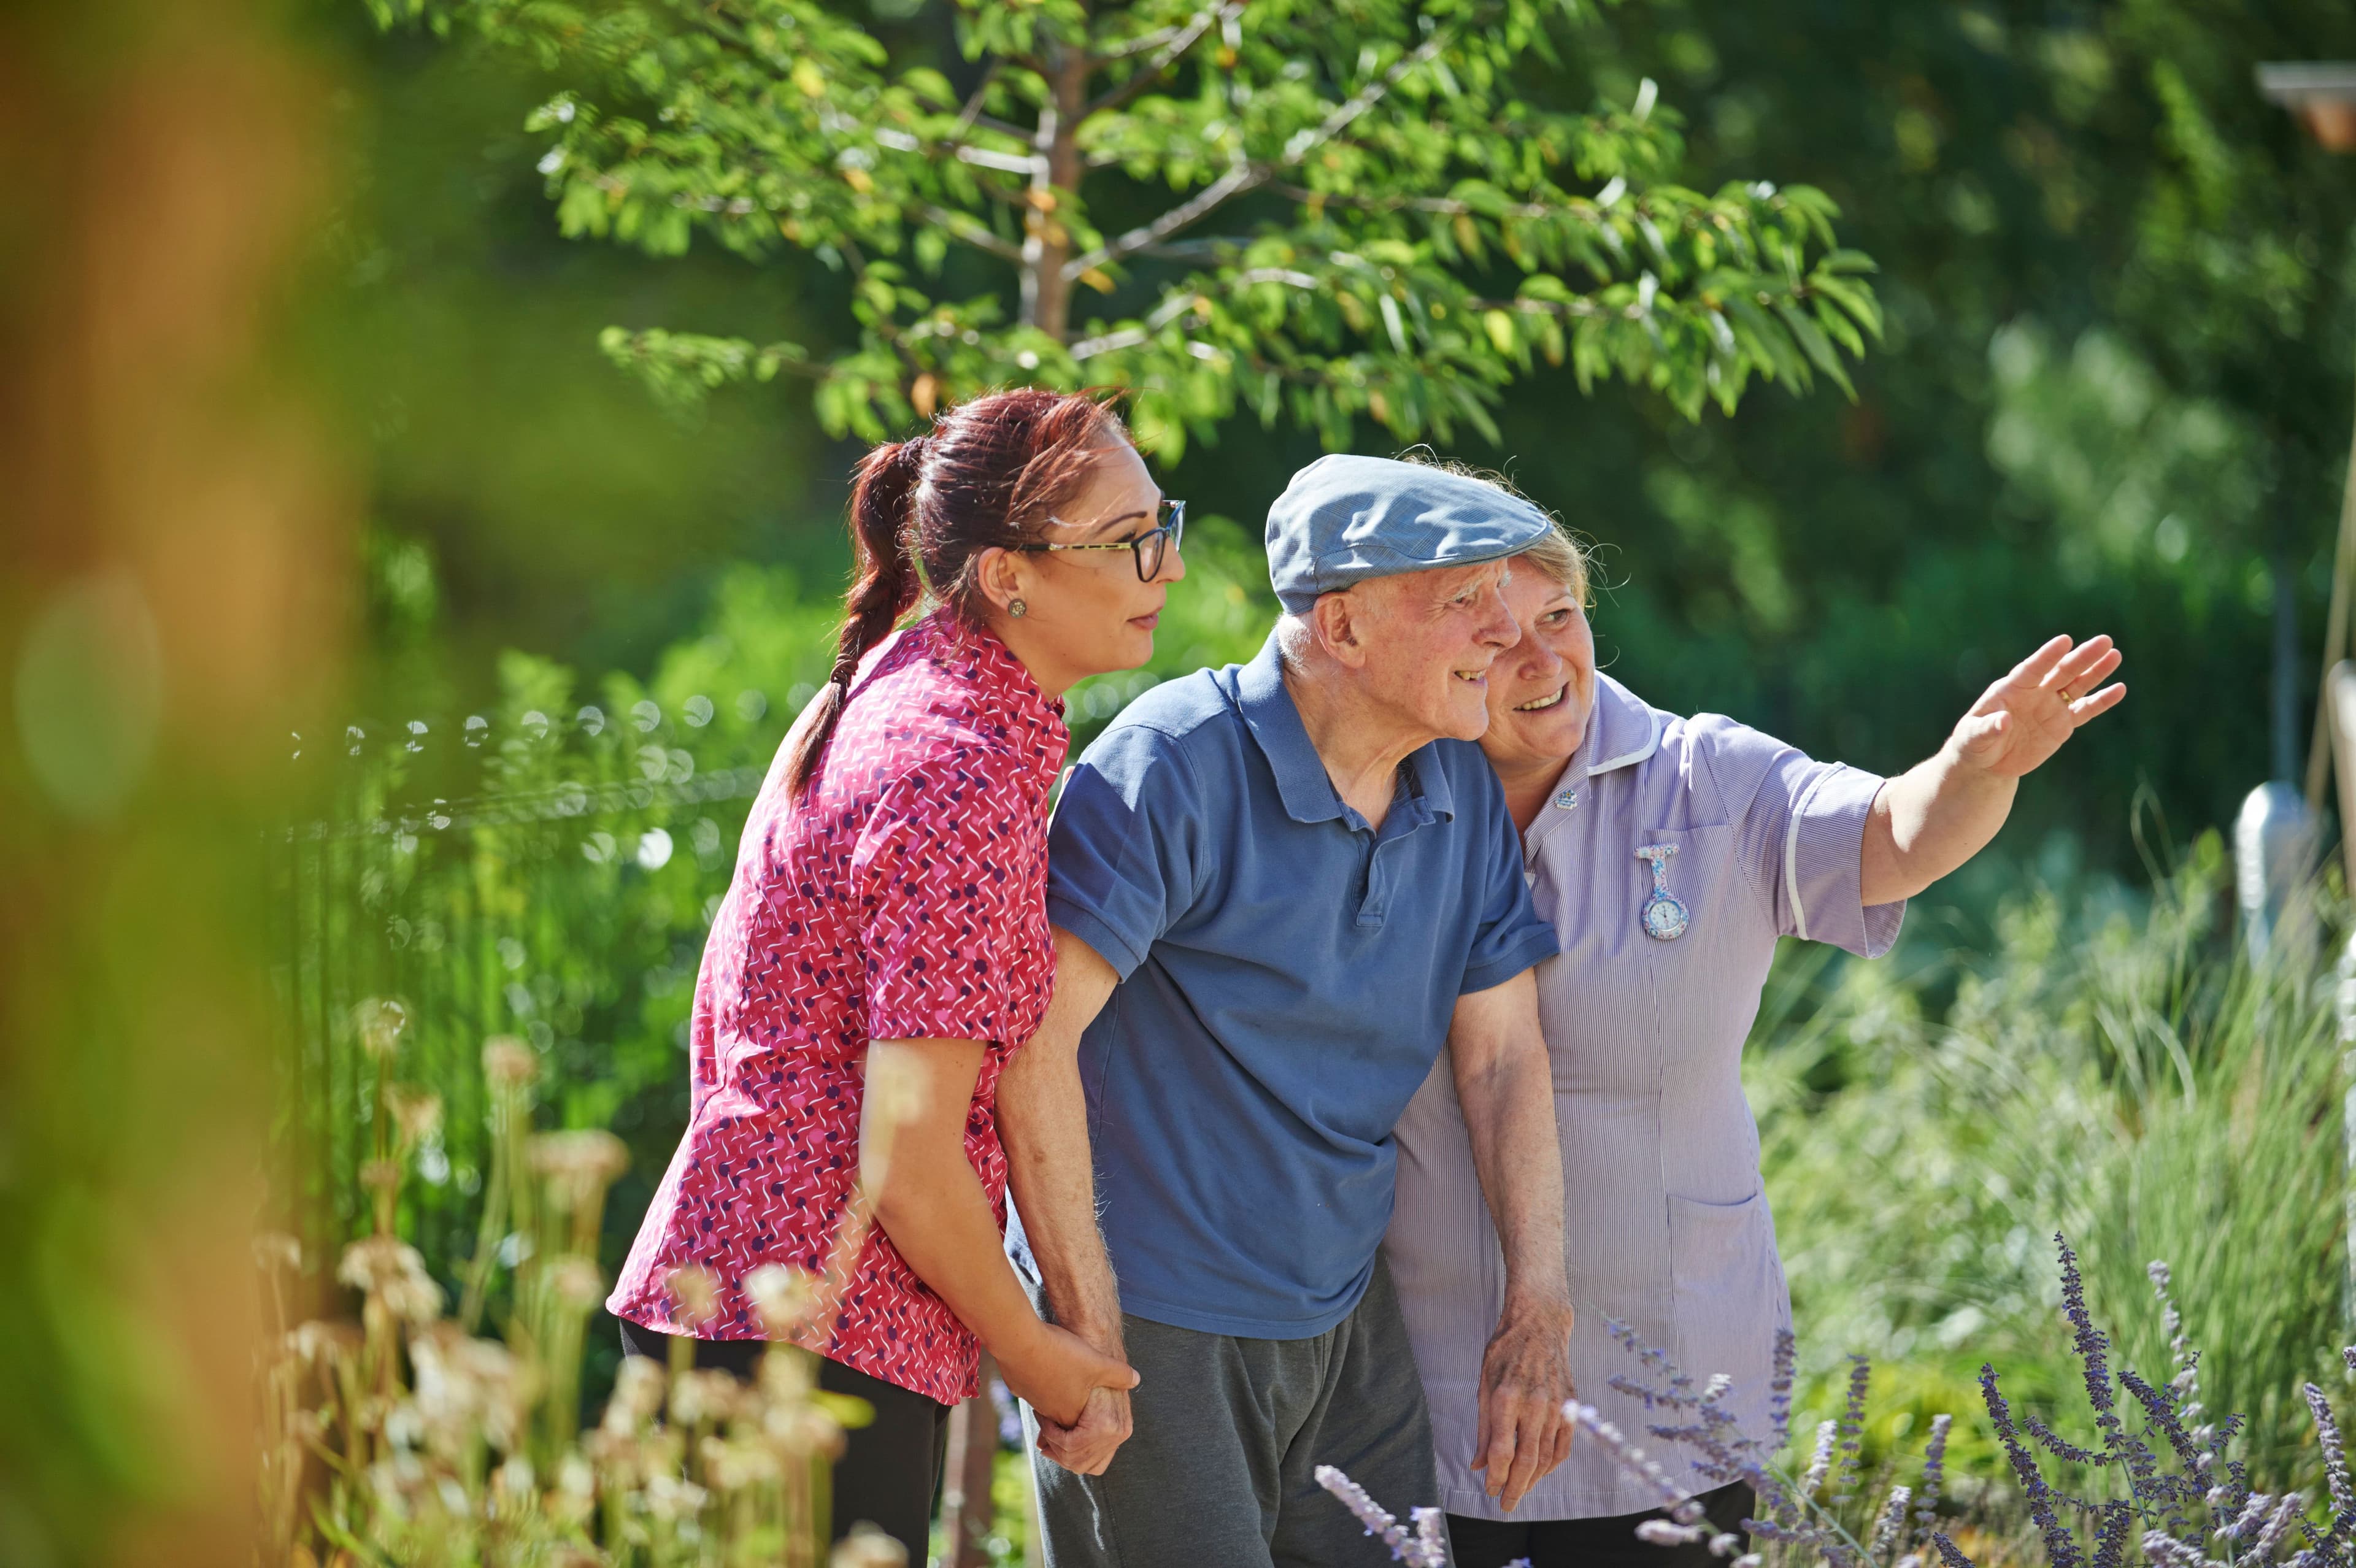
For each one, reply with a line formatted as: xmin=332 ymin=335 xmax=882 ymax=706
xmin=2309 ymin=1379 xmax=2353 ymax=1553
xmin=1912 ymin=1413 xmax=1952 ymax=1549
xmin=1768 ymin=1329 xmax=1797 ymax=1452
xmin=1833 ymin=1355 xmax=1870 ymax=1506
xmin=1981 ymin=1362 xmax=2084 ymax=1568
xmin=1313 ymin=1464 xmax=1446 ymax=1568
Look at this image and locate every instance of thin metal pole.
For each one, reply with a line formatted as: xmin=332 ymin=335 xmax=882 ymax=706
xmin=2300 ymin=337 xmax=2356 ymax=810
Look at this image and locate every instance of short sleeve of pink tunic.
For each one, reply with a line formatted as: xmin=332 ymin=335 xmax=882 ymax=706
xmin=607 ymin=613 xmax=1067 ymax=1406
xmin=856 ymin=761 xmax=1048 ymax=1046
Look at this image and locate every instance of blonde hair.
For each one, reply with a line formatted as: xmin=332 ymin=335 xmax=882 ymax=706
xmin=1395 ymin=450 xmax=1590 ymax=604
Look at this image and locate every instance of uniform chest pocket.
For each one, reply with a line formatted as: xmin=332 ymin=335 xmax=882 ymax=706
xmin=1634 ymin=824 xmax=1779 ymax=1069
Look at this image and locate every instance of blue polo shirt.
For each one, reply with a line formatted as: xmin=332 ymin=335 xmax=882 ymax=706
xmin=1027 ymin=631 xmax=1558 ymax=1339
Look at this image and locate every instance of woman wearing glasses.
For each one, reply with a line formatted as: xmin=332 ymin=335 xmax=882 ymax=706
xmin=608 ymin=388 xmax=1184 ymax=1556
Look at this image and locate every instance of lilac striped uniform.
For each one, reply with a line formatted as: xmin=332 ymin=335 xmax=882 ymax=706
xmin=1384 ymin=672 xmax=1906 ymax=1522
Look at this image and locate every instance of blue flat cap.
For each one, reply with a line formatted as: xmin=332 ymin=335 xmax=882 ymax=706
xmin=1265 ymin=455 xmax=1555 ymax=613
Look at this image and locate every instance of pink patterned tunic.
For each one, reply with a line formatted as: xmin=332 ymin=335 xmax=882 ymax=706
xmin=607 ymin=612 xmax=1067 ymax=1405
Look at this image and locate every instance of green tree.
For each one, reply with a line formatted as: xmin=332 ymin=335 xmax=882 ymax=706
xmin=368 ymin=0 xmax=1878 ymax=452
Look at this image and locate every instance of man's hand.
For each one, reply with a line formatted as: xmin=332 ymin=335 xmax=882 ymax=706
xmin=1036 ymin=1382 xmax=1134 ymax=1476
xmin=1471 ymin=1291 xmax=1577 ymax=1512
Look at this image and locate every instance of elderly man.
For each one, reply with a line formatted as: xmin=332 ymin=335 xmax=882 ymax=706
xmin=996 ymin=455 xmax=1579 ymax=1567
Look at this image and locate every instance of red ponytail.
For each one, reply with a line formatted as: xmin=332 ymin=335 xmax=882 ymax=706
xmin=785 ymin=389 xmax=1128 ymax=794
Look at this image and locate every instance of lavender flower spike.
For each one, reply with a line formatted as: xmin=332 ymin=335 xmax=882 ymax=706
xmin=1833 ymin=1355 xmax=1871 ymax=1505
xmin=1313 ymin=1465 xmax=1446 ymax=1568
xmin=1570 ymin=1402 xmax=1704 ymax=1520
xmin=1912 ymin=1414 xmax=1952 ymax=1549
xmin=1768 ymin=1329 xmax=1797 ymax=1451
xmin=1802 ymin=1419 xmax=1838 ymax=1498
xmin=1412 ymin=1507 xmax=1448 ymax=1564
xmin=1871 ymin=1485 xmax=1913 ymax=1560
xmin=2250 ymin=1491 xmax=2308 ymax=1561
xmin=2140 ymin=1532 xmax=2228 ymax=1568
xmin=2308 ymin=1380 xmax=2354 ymax=1539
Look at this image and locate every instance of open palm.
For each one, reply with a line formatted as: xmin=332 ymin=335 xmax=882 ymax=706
xmin=1952 ymin=634 xmax=2127 ymax=778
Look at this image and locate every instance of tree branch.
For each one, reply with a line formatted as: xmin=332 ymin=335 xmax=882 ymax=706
xmin=914 ymin=202 xmax=1024 ymax=262
xmin=951 ymin=60 xmax=1003 ymax=138
xmin=1069 ymin=288 xmax=1205 ymax=359
xmin=1058 ymin=20 xmax=1461 ymax=283
xmin=1279 ymin=23 xmax=1457 ymax=169
xmin=1083 ymin=3 xmax=1239 ymax=118
xmin=872 ymin=126 xmax=1040 ymax=177
xmin=1270 ymin=180 xmax=1570 ymax=221
xmin=1061 ymin=153 xmax=1263 ymax=280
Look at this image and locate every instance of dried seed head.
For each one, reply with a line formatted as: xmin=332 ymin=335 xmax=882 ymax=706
xmin=643 ymin=1473 xmax=709 ymax=1523
xmin=482 ymin=1035 xmax=539 ymax=1088
xmin=668 ymin=1264 xmax=719 ymax=1331
xmin=360 ymin=1159 xmax=402 ymax=1199
xmin=758 ymin=1341 xmax=819 ymax=1403
xmin=253 ymin=1231 xmax=303 ymax=1272
xmin=670 ymin=1367 xmax=745 ymax=1427
xmin=606 ymin=1356 xmax=667 ymax=1431
xmin=355 ymin=997 xmax=409 ymax=1059
xmin=286 ymin=1319 xmax=363 ymax=1365
xmin=337 ymin=1236 xmax=445 ymax=1323
xmin=745 ymin=1262 xmax=818 ymax=1337
xmin=700 ymin=1432 xmax=783 ymax=1491
xmin=529 ymin=1129 xmax=629 ymax=1207
xmin=492 ymin=1453 xmax=535 ymax=1503
xmin=831 ymin=1522 xmax=910 ymax=1567
xmin=546 ymin=1255 xmax=605 ymax=1309
xmin=387 ymin=1086 xmax=443 ymax=1143
xmin=764 ymin=1401 xmax=845 ymax=1458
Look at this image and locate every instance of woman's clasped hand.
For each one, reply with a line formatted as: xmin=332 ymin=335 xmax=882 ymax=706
xmin=996 ymin=1321 xmax=1141 ymax=1431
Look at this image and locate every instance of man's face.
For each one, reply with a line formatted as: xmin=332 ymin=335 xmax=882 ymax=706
xmin=1341 ymin=561 xmax=1523 ymax=743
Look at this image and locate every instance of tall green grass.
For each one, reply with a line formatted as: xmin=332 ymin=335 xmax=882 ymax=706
xmin=1752 ymin=831 xmax=2349 ymax=1490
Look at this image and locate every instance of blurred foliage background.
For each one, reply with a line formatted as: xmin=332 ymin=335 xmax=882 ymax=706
xmin=12 ymin=0 xmax=2356 ymax=1562
xmin=324 ymin=0 xmax=2356 ymax=907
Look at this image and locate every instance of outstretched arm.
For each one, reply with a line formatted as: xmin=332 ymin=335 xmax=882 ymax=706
xmin=997 ymin=925 xmax=1128 ymax=1474
xmin=1862 ymin=633 xmax=2127 ymax=906
xmin=1450 ymin=968 xmax=1576 ymax=1512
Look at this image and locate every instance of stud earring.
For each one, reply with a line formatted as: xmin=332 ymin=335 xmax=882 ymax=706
xmin=1009 ymin=598 xmax=1028 ymax=618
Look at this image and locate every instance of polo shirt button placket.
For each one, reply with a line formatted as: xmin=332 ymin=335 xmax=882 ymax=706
xmin=1357 ymin=837 xmax=1388 ymax=926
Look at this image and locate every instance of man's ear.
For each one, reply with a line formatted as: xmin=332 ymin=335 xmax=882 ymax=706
xmin=1311 ymin=589 xmax=1371 ymax=670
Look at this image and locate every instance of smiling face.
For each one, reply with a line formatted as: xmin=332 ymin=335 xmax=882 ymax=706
xmin=1479 ymin=563 xmax=1598 ymax=778
xmin=979 ymin=440 xmax=1183 ymax=694
xmin=1342 ymin=559 xmax=1523 ymax=744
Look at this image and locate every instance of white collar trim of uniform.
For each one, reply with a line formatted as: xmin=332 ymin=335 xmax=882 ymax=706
xmin=1580 ymin=676 xmax=1663 ymax=778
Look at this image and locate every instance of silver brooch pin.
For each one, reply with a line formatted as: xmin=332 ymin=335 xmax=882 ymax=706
xmin=1634 ymin=844 xmax=1689 ymax=940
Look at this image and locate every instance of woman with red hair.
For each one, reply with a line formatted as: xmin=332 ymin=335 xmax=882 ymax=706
xmin=609 ymin=390 xmax=1183 ymax=1555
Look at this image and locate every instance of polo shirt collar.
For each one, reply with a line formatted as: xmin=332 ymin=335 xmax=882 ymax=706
xmin=1228 ymin=632 xmax=1458 ymax=826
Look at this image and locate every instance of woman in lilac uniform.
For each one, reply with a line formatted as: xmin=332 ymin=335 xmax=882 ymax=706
xmin=1385 ymin=498 xmax=2126 ymax=1567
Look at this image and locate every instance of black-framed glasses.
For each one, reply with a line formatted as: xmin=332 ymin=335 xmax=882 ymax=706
xmin=1021 ymin=498 xmax=1186 ymax=582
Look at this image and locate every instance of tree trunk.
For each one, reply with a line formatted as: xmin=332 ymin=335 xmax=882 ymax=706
xmin=1021 ymin=46 xmax=1090 ymax=342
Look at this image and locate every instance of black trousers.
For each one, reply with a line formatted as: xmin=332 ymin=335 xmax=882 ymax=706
xmin=1447 ymin=1481 xmax=1755 ymax=1568
xmin=617 ymin=1318 xmax=952 ymax=1557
